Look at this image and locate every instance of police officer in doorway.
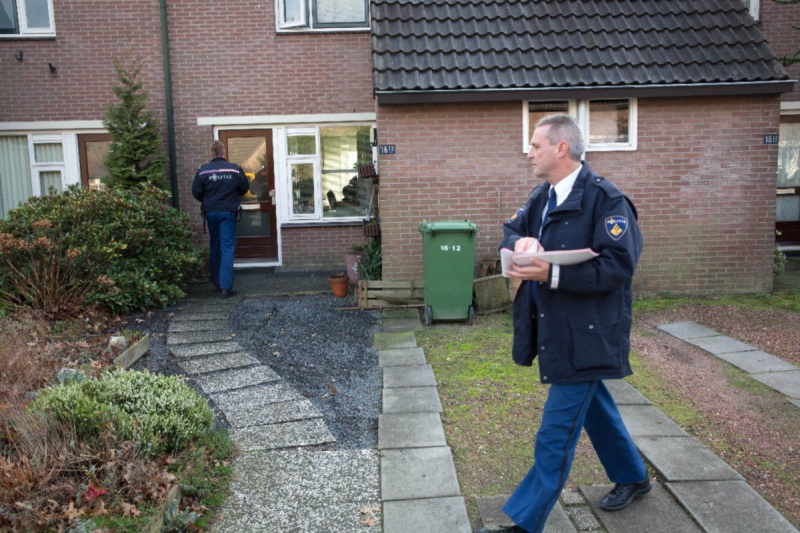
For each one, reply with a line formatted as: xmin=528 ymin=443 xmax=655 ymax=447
xmin=483 ymin=114 xmax=649 ymax=533
xmin=192 ymin=140 xmax=249 ymax=298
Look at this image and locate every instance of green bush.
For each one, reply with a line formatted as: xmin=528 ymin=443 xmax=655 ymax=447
xmin=31 ymin=369 xmax=214 ymax=457
xmin=0 ymin=184 xmax=204 ymax=314
xmin=357 ymin=235 xmax=382 ymax=281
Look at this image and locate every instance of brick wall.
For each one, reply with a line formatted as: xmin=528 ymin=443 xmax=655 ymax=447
xmin=760 ymin=0 xmax=800 ymax=103
xmin=377 ymin=96 xmax=779 ymax=294
xmin=280 ymin=225 xmax=367 ymax=271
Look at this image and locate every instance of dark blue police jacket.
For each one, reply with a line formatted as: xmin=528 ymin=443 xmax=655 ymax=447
xmin=499 ymin=163 xmax=643 ymax=384
xmin=192 ymin=157 xmax=250 ymax=213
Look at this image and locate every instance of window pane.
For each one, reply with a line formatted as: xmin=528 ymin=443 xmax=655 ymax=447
xmin=34 ymin=142 xmax=63 ymax=163
xmin=0 ymin=0 xmax=18 ymax=32
xmin=23 ymin=0 xmax=49 ymax=29
xmin=589 ymin=100 xmax=629 ymax=144
xmin=288 ymin=135 xmax=316 ymax=155
xmin=85 ymin=140 xmax=110 ymax=191
xmin=283 ymin=0 xmax=303 ymax=24
xmin=40 ymin=170 xmax=62 ymax=195
xmin=0 ymin=136 xmax=32 ymax=218
xmin=529 ymin=101 xmax=569 ymax=135
xmin=321 ymin=126 xmax=371 ymax=218
xmin=290 ymin=162 xmax=315 ymax=214
xmin=316 ymin=0 xmax=366 ymax=24
xmin=778 ymin=122 xmax=800 ymax=188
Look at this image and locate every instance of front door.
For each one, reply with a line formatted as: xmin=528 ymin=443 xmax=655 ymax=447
xmin=220 ymin=130 xmax=278 ymax=261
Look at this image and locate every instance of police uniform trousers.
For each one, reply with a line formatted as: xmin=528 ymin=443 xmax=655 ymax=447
xmin=503 ymin=380 xmax=646 ymax=533
xmin=206 ymin=211 xmax=237 ymax=291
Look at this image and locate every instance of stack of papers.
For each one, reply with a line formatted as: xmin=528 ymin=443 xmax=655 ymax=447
xmin=500 ymin=247 xmax=598 ymax=277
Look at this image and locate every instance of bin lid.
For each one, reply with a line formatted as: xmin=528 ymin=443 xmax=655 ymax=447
xmin=418 ymin=220 xmax=478 ymax=233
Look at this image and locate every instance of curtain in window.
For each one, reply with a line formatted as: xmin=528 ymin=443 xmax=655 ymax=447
xmin=778 ymin=122 xmax=800 ymax=223
xmin=0 ymin=136 xmax=32 ymax=219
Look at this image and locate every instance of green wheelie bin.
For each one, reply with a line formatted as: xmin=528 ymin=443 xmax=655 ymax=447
xmin=418 ymin=220 xmax=477 ymax=326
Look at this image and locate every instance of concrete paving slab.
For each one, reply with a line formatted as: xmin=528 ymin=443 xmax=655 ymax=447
xmin=168 ymin=319 xmax=229 ymax=333
xmin=379 ymin=347 xmax=426 ymax=367
xmin=381 ymin=447 xmax=460 ymax=501
xmin=384 ymin=365 xmax=437 ymax=388
xmin=177 ymin=352 xmax=260 ymax=375
xmin=618 ymin=405 xmax=688 ymax=437
xmin=226 ymin=398 xmax=322 ymax=429
xmin=383 ymin=386 xmax=442 ymax=414
xmin=634 ymin=436 xmax=742 ymax=481
xmin=714 ymin=350 xmax=799 ymax=375
xmin=658 ymin=321 xmax=719 ymax=339
xmin=475 ymin=495 xmax=575 ymax=533
xmin=687 ymin=335 xmax=756 ymax=355
xmin=750 ymin=370 xmax=800 ymax=399
xmin=294 ymin=501 xmax=382 ymax=533
xmin=379 ymin=412 xmax=446 ymax=449
xmin=382 ymin=317 xmax=424 ymax=333
xmin=211 ymin=382 xmax=304 ymax=411
xmin=383 ymin=497 xmax=471 ymax=533
xmin=210 ymin=490 xmax=296 ymax=532
xmin=374 ymin=331 xmax=417 ymax=350
xmin=666 ymin=480 xmax=800 ymax=533
xmin=195 ymin=365 xmax=280 ymax=394
xmin=170 ymin=311 xmax=230 ymax=322
xmin=582 ymin=484 xmax=702 ymax=533
xmin=383 ymin=308 xmax=421 ymax=319
xmin=230 ymin=419 xmax=335 ymax=451
xmin=170 ymin=341 xmax=242 ymax=359
xmin=604 ymin=379 xmax=652 ymax=405
xmin=564 ymin=505 xmax=601 ymax=530
xmin=297 ymin=449 xmax=380 ymax=503
xmin=167 ymin=330 xmax=234 ymax=345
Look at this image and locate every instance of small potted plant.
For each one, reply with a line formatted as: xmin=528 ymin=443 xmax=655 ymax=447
xmin=328 ymin=271 xmax=349 ymax=297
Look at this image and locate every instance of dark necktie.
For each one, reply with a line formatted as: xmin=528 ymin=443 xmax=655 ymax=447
xmin=539 ymin=187 xmax=557 ymax=238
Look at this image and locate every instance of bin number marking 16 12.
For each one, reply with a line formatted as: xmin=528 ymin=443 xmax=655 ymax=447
xmin=440 ymin=245 xmax=462 ymax=252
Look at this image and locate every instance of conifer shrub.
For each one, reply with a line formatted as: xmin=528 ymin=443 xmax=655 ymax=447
xmin=0 ymin=184 xmax=204 ymax=314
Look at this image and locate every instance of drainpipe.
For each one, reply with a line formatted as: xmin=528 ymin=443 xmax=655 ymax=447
xmin=160 ymin=0 xmax=179 ymax=209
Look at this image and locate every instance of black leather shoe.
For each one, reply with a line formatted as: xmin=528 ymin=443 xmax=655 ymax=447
xmin=220 ymin=289 xmax=237 ymax=299
xmin=476 ymin=525 xmax=528 ymax=533
xmin=600 ymin=476 xmax=652 ymax=511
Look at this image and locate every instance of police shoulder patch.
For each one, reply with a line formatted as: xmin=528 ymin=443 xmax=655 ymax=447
xmin=605 ymin=216 xmax=628 ymax=240
xmin=508 ymin=205 xmax=525 ymax=222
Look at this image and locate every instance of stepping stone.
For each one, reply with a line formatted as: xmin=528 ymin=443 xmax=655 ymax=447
xmin=380 ymin=447 xmax=460 ymax=501
xmin=195 ymin=366 xmax=280 ymax=394
xmin=603 ymin=379 xmax=651 ymax=405
xmin=666 ymin=480 xmax=799 ymax=533
xmin=712 ymin=350 xmax=798 ymax=375
xmin=618 ymin=405 xmax=688 ymax=437
xmin=475 ymin=495 xmax=574 ymax=533
xmin=750 ymin=370 xmax=800 ymax=399
xmin=634 ymin=436 xmax=742 ymax=481
xmin=170 ymin=341 xmax=242 ymax=359
xmin=658 ymin=322 xmax=719 ymax=339
xmin=299 ymin=449 xmax=380 ymax=502
xmin=382 ymin=308 xmax=421 ymax=319
xmin=379 ymin=347 xmax=426 ymax=367
xmin=687 ymin=335 xmax=756 ymax=355
xmin=583 ymin=484 xmax=701 ymax=533
xmin=230 ymin=419 xmax=335 ymax=451
xmin=211 ymin=382 xmax=304 ymax=412
xmin=170 ymin=311 xmax=231 ymax=322
xmin=178 ymin=352 xmax=261 ymax=375
xmin=382 ymin=387 xmax=442 ymax=414
xmin=378 ymin=412 xmax=447 ymax=449
xmin=384 ymin=497 xmax=471 ymax=533
xmin=374 ymin=331 xmax=417 ymax=350
xmin=226 ymin=398 xmax=322 ymax=429
xmin=383 ymin=365 xmax=437 ymax=388
xmin=167 ymin=330 xmax=235 ymax=345
xmin=168 ymin=319 xmax=229 ymax=333
xmin=382 ymin=317 xmax=423 ymax=333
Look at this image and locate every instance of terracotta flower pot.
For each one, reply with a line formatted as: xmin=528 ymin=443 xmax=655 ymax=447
xmin=328 ymin=275 xmax=349 ymax=297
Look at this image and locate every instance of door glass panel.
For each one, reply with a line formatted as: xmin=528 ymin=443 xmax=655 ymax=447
xmin=85 ymin=140 xmax=110 ymax=190
xmin=34 ymin=142 xmax=63 ymax=163
xmin=320 ymin=125 xmax=372 ymax=218
xmin=24 ymin=0 xmax=49 ymax=28
xmin=227 ymin=136 xmax=267 ymax=204
xmin=290 ymin=162 xmax=315 ymax=214
xmin=40 ymin=170 xmax=62 ymax=194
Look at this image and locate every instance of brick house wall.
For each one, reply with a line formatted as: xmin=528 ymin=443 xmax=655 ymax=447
xmin=377 ymin=95 xmax=779 ymax=294
xmin=760 ymin=0 xmax=800 ymax=103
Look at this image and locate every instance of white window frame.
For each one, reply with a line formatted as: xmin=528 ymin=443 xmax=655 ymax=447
xmin=0 ymin=0 xmax=56 ymax=38
xmin=28 ymin=133 xmax=67 ymax=196
xmin=523 ymin=98 xmax=638 ymax=153
xmin=276 ymin=0 xmax=369 ymax=32
xmin=747 ymin=0 xmax=760 ymax=21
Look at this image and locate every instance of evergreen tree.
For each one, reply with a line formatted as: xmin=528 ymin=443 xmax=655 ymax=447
xmin=102 ymin=56 xmax=168 ymax=190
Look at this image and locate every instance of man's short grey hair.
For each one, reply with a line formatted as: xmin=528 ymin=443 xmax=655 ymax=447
xmin=211 ymin=140 xmax=225 ymax=159
xmin=535 ymin=114 xmax=585 ymax=162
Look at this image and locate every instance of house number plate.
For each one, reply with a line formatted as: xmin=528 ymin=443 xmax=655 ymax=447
xmin=379 ymin=144 xmax=396 ymax=155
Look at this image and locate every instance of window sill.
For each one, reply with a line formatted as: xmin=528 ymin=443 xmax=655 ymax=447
xmin=275 ymin=27 xmax=369 ymax=34
xmin=0 ymin=34 xmax=56 ymax=39
xmin=282 ymin=219 xmax=366 ymax=228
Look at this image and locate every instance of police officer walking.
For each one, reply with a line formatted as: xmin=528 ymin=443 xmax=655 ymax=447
xmin=483 ymin=114 xmax=649 ymax=533
xmin=192 ymin=140 xmax=250 ymax=298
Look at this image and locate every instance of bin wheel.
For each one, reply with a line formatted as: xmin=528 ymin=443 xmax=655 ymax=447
xmin=424 ymin=306 xmax=433 ymax=326
xmin=467 ymin=305 xmax=475 ymax=325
